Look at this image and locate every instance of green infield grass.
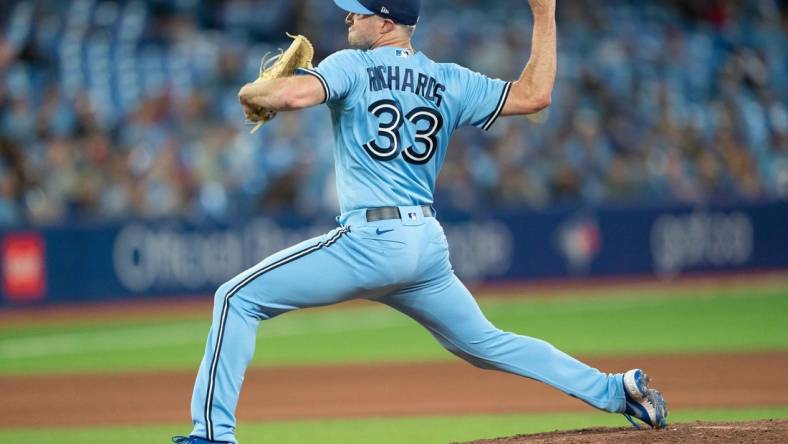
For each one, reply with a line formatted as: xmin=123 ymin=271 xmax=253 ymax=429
xmin=0 ymin=407 xmax=786 ymax=444
xmin=0 ymin=282 xmax=786 ymax=375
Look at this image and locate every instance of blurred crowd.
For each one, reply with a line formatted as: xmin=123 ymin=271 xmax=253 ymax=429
xmin=0 ymin=0 xmax=787 ymax=226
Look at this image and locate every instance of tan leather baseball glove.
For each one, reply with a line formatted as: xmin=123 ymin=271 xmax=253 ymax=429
xmin=246 ymin=33 xmax=315 ymax=134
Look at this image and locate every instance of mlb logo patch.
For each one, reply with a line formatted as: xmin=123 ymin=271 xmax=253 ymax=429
xmin=395 ymin=49 xmax=411 ymax=58
xmin=380 ymin=6 xmax=390 ymax=14
xmin=401 ymin=206 xmax=424 ymax=226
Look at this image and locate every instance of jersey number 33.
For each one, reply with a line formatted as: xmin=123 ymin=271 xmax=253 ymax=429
xmin=363 ymin=99 xmax=444 ymax=165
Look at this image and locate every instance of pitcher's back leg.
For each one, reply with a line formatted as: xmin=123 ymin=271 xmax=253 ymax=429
xmin=191 ymin=227 xmax=361 ymax=443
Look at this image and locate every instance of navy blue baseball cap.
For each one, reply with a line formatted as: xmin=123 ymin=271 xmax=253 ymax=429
xmin=334 ymin=0 xmax=421 ymax=26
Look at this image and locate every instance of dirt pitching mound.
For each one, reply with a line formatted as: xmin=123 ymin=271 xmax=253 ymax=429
xmin=460 ymin=420 xmax=788 ymax=444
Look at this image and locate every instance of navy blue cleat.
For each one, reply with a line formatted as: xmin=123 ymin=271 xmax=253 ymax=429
xmin=622 ymin=369 xmax=669 ymax=429
xmin=171 ymin=436 xmax=231 ymax=444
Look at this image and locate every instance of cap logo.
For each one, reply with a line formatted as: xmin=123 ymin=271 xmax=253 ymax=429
xmin=380 ymin=6 xmax=390 ymax=14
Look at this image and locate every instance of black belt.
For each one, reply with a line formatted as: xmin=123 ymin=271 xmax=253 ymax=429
xmin=366 ymin=205 xmax=435 ymax=222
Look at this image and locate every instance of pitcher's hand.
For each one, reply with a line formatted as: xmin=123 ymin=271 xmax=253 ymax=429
xmin=528 ymin=0 xmax=556 ymax=17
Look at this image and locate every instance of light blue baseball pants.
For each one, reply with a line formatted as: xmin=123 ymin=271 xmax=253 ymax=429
xmin=189 ymin=206 xmax=626 ymax=443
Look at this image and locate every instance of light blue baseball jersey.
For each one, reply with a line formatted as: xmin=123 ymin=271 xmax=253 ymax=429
xmin=299 ymin=47 xmax=512 ymax=213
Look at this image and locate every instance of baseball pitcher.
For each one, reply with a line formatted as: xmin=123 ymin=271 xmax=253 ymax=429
xmin=174 ymin=1 xmax=667 ymax=443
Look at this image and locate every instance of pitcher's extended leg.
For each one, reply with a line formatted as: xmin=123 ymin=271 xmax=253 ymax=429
xmin=379 ymin=274 xmax=626 ymax=413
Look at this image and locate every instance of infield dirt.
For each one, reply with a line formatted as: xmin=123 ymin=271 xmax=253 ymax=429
xmin=1 ymin=352 xmax=786 ymax=428
xmin=460 ymin=419 xmax=788 ymax=443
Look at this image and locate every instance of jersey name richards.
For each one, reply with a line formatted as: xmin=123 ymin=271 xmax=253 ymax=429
xmin=298 ymin=46 xmax=511 ymax=213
